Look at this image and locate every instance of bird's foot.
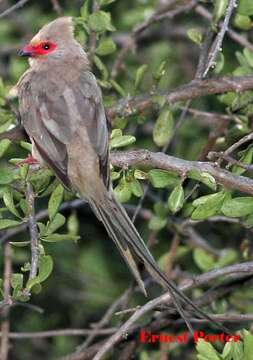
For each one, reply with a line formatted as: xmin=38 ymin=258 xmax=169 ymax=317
xmin=16 ymin=154 xmax=39 ymax=167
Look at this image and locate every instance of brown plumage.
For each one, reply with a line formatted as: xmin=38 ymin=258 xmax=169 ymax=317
xmin=17 ymin=17 xmax=226 ymax=333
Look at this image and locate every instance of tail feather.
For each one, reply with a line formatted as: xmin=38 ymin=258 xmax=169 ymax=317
xmin=90 ymin=200 xmax=147 ymax=296
xmin=88 ymin=191 xmax=229 ymax=334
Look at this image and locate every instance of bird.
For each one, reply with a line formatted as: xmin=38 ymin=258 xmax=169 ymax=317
xmin=17 ymin=17 xmax=225 ymax=333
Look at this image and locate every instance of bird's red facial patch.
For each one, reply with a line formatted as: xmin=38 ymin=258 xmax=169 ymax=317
xmin=21 ymin=41 xmax=57 ymax=57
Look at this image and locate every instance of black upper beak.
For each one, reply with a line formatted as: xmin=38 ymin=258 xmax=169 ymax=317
xmin=18 ymin=49 xmax=32 ymax=57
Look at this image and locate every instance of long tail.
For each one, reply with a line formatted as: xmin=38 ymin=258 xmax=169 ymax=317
xmin=88 ymin=190 xmax=228 ymax=333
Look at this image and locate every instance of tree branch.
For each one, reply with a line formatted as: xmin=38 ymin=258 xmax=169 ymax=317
xmin=111 ymin=149 xmax=253 ymax=195
xmin=0 ymin=0 xmax=30 ymax=19
xmin=26 ymin=182 xmax=39 ymax=280
xmin=203 ymin=0 xmax=236 ymax=77
xmin=92 ymin=261 xmax=253 ymax=360
xmin=107 ymin=76 xmax=253 ymax=119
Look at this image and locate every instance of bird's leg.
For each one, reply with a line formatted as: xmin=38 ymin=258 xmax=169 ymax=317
xmin=16 ymin=153 xmax=39 ymax=166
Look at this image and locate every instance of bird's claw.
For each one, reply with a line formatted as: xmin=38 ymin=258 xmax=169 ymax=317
xmin=16 ymin=154 xmax=39 ymax=167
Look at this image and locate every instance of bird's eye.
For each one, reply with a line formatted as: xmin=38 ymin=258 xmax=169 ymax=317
xmin=43 ymin=43 xmax=50 ymax=50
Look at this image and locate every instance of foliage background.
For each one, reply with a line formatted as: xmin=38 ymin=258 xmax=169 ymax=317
xmin=1 ymin=0 xmax=253 ymax=359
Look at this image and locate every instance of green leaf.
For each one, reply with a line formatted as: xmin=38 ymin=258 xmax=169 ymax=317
xmin=0 ymin=169 xmax=15 ymax=185
xmin=193 ymin=248 xmax=215 ymax=271
xmin=153 ymin=60 xmax=166 ymax=82
xmin=149 ymin=169 xmax=179 ymax=188
xmin=114 ymin=178 xmax=131 ymax=203
xmin=19 ymin=198 xmax=29 ymax=216
xmin=243 ymin=329 xmax=253 ymax=360
xmin=196 ymin=339 xmax=221 ymax=360
xmin=20 ymin=141 xmax=32 ymax=152
xmin=192 ymin=192 xmax=226 ymax=220
xmin=214 ymin=0 xmax=228 ymax=23
xmin=154 ymin=202 xmax=168 ymax=218
xmin=110 ymin=135 xmax=136 ymax=149
xmin=41 ymin=234 xmax=80 ymax=242
xmin=134 ymin=169 xmax=148 ymax=180
xmin=214 ymin=53 xmax=225 ymax=74
xmin=30 ymin=169 xmax=53 ymax=193
xmin=88 ymin=11 xmax=115 ymax=33
xmin=67 ymin=212 xmax=79 ymax=235
xmin=98 ymin=0 xmax=116 ymax=5
xmin=153 ymin=107 xmax=174 ymax=147
xmin=168 ymin=185 xmax=184 ymax=214
xmin=37 ymin=255 xmax=53 ymax=282
xmin=111 ymin=171 xmax=121 ymax=180
xmin=46 ymin=213 xmax=66 ymax=234
xmin=135 ymin=64 xmax=148 ymax=90
xmin=0 ymin=139 xmax=11 ymax=158
xmin=130 ymin=178 xmax=143 ymax=197
xmin=222 ymin=197 xmax=253 ymax=217
xmin=111 ymin=129 xmax=122 ymax=138
xmin=48 ymin=184 xmax=64 ymax=220
xmin=187 ymin=28 xmax=203 ymax=45
xmin=3 ymin=187 xmax=21 ymax=218
xmin=10 ymin=241 xmax=30 ymax=247
xmin=243 ymin=48 xmax=253 ymax=68
xmin=149 ymin=215 xmax=167 ymax=231
xmin=26 ymin=255 xmax=53 ymax=290
xmin=94 ymin=55 xmax=109 ymax=79
xmin=96 ymin=37 xmax=116 ymax=56
xmin=238 ymin=0 xmax=253 ymax=16
xmin=80 ymin=0 xmax=90 ymax=19
xmin=0 ymin=219 xmax=22 ymax=230
xmin=216 ymin=249 xmax=237 ymax=268
xmin=110 ymin=79 xmax=126 ymax=97
xmin=232 ymin=146 xmax=253 ymax=175
xmin=221 ymin=341 xmax=233 ymax=359
xmin=188 ymin=170 xmax=217 ymax=190
xmin=19 ymin=164 xmax=29 ymax=180
xmin=11 ymin=273 xmax=23 ymax=290
xmin=230 ymin=341 xmax=244 ymax=360
xmin=234 ymin=14 xmax=252 ymax=30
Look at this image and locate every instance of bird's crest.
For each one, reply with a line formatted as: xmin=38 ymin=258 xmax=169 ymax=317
xmin=32 ymin=17 xmax=74 ymax=44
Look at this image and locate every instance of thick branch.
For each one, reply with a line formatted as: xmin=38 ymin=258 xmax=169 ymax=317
xmin=1 ymin=76 xmax=253 ymax=143
xmin=111 ymin=150 xmax=253 ymax=195
xmin=107 ymin=76 xmax=253 ymax=119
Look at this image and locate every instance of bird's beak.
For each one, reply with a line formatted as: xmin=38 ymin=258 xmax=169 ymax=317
xmin=18 ymin=44 xmax=33 ymax=57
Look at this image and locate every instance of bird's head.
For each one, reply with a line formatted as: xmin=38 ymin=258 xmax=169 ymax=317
xmin=19 ymin=17 xmax=88 ymax=67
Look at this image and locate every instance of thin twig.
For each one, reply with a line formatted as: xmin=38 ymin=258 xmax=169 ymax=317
xmin=195 ymin=5 xmax=253 ymax=53
xmin=88 ymin=0 xmax=99 ymax=65
xmin=185 ymin=227 xmax=221 ymax=257
xmin=72 ymin=288 xmax=132 ymax=355
xmin=111 ymin=0 xmax=197 ymax=78
xmin=224 ymin=132 xmax=253 ymax=156
xmin=50 ymin=0 xmax=62 ymax=15
xmin=26 ymin=182 xmax=39 ymax=280
xmin=107 ymin=75 xmax=253 ymax=120
xmin=208 ymin=151 xmax=253 ymax=171
xmin=203 ymin=0 xmax=236 ymax=77
xmin=0 ymin=0 xmax=29 ymax=19
xmin=0 ymin=328 xmax=117 ymax=339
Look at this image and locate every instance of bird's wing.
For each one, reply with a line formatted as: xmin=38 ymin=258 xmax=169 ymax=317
xmin=18 ymin=70 xmax=110 ymax=190
xmin=72 ymin=70 xmax=110 ymax=189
